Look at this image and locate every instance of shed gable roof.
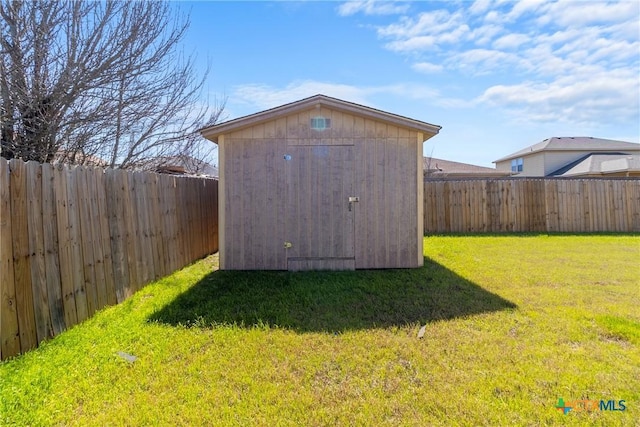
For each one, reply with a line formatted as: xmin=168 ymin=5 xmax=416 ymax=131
xmin=200 ymin=94 xmax=441 ymax=142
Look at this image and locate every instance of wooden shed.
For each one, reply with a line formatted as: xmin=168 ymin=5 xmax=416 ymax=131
xmin=200 ymin=94 xmax=441 ymax=271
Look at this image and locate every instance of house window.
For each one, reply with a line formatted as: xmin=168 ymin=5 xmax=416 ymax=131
xmin=511 ymin=158 xmax=523 ymax=173
xmin=310 ymin=117 xmax=331 ymax=131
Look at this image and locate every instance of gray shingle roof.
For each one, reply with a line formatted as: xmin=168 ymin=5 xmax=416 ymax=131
xmin=424 ymin=157 xmax=509 ymax=177
xmin=549 ymin=153 xmax=640 ymax=177
xmin=494 ymin=137 xmax=640 ymax=163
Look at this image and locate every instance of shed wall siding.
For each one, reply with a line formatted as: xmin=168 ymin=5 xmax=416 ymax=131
xmin=221 ymin=107 xmax=422 ymax=270
xmin=221 ymin=137 xmax=287 ymax=270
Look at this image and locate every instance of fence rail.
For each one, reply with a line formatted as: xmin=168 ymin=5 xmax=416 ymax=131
xmin=424 ymin=178 xmax=640 ymax=233
xmin=0 ymin=158 xmax=218 ymax=361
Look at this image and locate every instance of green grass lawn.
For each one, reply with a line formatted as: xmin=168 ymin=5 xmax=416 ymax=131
xmin=1 ymin=235 xmax=638 ymax=426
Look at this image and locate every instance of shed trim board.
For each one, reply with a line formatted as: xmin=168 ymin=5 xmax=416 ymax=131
xmin=217 ymin=135 xmax=226 ymax=269
xmin=201 ymin=94 xmax=440 ymax=271
xmin=416 ymin=132 xmax=424 ymax=267
xmin=202 ymin=94 xmax=441 ymax=141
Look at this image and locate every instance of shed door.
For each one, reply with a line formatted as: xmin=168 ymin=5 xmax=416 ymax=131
xmin=285 ymin=145 xmax=355 ymax=271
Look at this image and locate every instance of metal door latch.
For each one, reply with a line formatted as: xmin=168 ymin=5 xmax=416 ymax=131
xmin=348 ymin=196 xmax=359 ymax=211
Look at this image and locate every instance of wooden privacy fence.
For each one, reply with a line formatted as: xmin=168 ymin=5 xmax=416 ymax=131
xmin=0 ymin=158 xmax=218 ymax=360
xmin=424 ymin=178 xmax=640 ymax=233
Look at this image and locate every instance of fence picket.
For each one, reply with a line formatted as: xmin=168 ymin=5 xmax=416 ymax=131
xmin=0 ymin=158 xmax=20 ymax=358
xmin=42 ymin=163 xmax=65 ymax=335
xmin=67 ymin=166 xmax=88 ymax=323
xmin=105 ymin=169 xmax=127 ymax=304
xmin=9 ymin=159 xmax=37 ymax=352
xmin=26 ymin=161 xmax=51 ymax=344
xmin=54 ymin=164 xmax=78 ymax=328
xmin=87 ymin=168 xmax=108 ymax=309
xmin=121 ymin=171 xmax=139 ymax=296
xmin=94 ymin=169 xmax=116 ymax=306
xmin=77 ymin=166 xmax=98 ymax=317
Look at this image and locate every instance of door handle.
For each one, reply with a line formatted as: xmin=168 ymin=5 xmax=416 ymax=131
xmin=348 ymin=196 xmax=359 ymax=211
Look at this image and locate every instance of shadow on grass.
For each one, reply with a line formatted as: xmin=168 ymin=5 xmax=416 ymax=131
xmin=148 ymin=257 xmax=517 ymax=333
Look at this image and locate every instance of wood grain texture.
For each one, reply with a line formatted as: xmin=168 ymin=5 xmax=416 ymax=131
xmin=26 ymin=161 xmax=51 ymax=343
xmin=0 ymin=157 xmax=20 ymax=358
xmin=76 ymin=166 xmax=97 ymax=318
xmin=423 ymin=178 xmax=640 ymax=234
xmin=93 ymin=168 xmax=115 ymax=306
xmin=9 ymin=159 xmax=37 ymax=352
xmin=41 ymin=163 xmax=65 ymax=335
xmin=54 ymin=164 xmax=78 ymax=328
xmin=1 ymin=159 xmax=219 ymax=360
xmin=221 ymin=107 xmax=425 ymax=270
xmin=286 ymin=144 xmax=355 ymax=270
xmin=105 ymin=168 xmax=127 ymax=303
xmin=67 ymin=166 xmax=88 ymax=322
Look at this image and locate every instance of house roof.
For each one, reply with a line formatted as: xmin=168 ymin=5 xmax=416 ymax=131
xmin=200 ymin=94 xmax=442 ymax=142
xmin=549 ymin=153 xmax=640 ymax=177
xmin=144 ymin=155 xmax=218 ymax=177
xmin=424 ymin=157 xmax=510 ymax=177
xmin=494 ymin=137 xmax=640 ymax=163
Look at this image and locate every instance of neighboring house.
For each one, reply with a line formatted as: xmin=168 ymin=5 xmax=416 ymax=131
xmin=494 ymin=137 xmax=640 ymax=177
xmin=150 ymin=155 xmax=218 ymax=177
xmin=424 ymin=157 xmax=510 ymax=179
xmin=200 ymin=94 xmax=441 ymax=271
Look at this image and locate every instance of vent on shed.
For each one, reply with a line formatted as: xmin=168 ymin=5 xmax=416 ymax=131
xmin=310 ymin=117 xmax=331 ymax=131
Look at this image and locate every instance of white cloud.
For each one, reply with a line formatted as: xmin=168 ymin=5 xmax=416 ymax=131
xmin=492 ymin=33 xmax=529 ymax=50
xmin=609 ymin=19 xmax=640 ymax=40
xmin=376 ymin=7 xmax=502 ymax=52
xmin=384 ymin=35 xmax=437 ymax=52
xmin=537 ymin=1 xmax=640 ymax=27
xmin=377 ymin=9 xmax=467 ymax=42
xmin=337 ymin=1 xmax=410 ymax=17
xmin=477 ymin=68 xmax=639 ymax=124
xmin=360 ymin=0 xmax=639 ymax=126
xmin=446 ymin=49 xmax=526 ymax=75
xmin=412 ymin=62 xmax=443 ymax=74
xmin=483 ymin=10 xmax=503 ymax=24
xmin=589 ymin=39 xmax=640 ymax=64
xmin=505 ymin=0 xmax=546 ymax=21
xmin=232 ymin=81 xmax=372 ymax=110
xmin=469 ymin=0 xmax=492 ymax=16
xmin=228 ymin=80 xmax=462 ymax=114
xmin=469 ymin=23 xmax=504 ymax=46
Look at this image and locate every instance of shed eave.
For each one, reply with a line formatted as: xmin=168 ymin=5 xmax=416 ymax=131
xmin=199 ymin=94 xmax=441 ymax=141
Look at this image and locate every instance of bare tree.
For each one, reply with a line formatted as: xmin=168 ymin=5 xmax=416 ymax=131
xmin=424 ymin=145 xmax=442 ymax=179
xmin=0 ymin=1 xmax=220 ymax=168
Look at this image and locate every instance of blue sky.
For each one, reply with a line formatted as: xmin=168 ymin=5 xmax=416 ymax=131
xmin=182 ymin=0 xmax=639 ymax=167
